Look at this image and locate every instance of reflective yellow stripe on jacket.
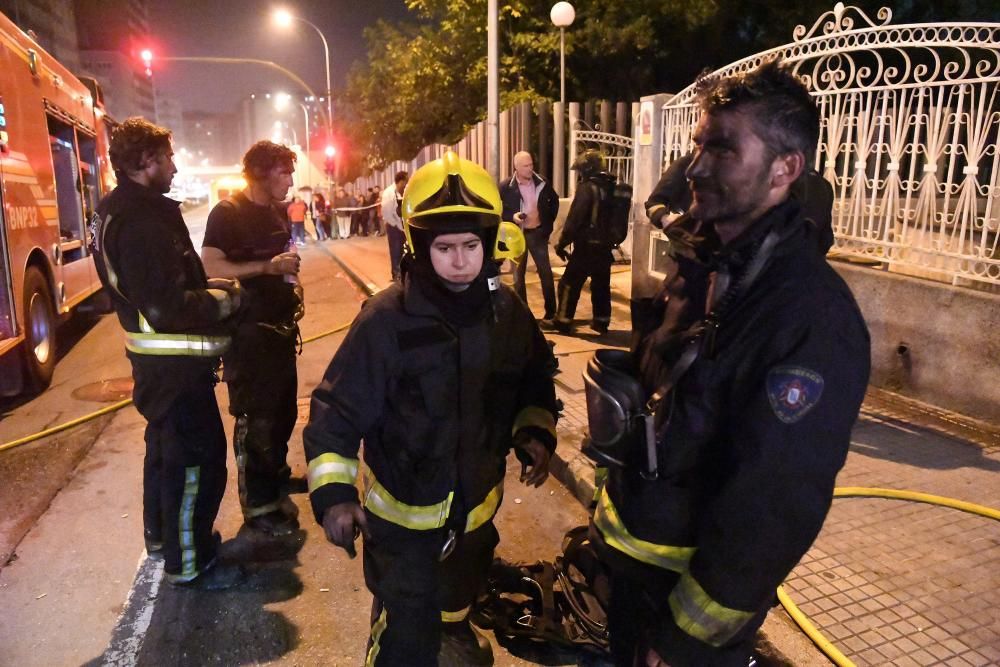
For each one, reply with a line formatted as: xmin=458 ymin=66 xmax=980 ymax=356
xmin=669 ymin=571 xmax=754 ymax=646
xmin=593 ymin=486 xmax=696 ymax=573
xmin=465 ymin=482 xmax=503 ymax=533
xmin=363 ymin=468 xmax=504 ymax=533
xmin=125 ymin=314 xmax=230 ymax=357
xmin=307 ymin=452 xmax=360 ymax=492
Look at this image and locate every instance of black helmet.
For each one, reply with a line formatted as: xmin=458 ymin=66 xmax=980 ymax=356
xmin=571 ymin=149 xmax=607 ymax=177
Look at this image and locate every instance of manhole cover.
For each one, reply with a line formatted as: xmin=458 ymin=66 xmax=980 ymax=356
xmin=71 ymin=377 xmax=134 ymax=402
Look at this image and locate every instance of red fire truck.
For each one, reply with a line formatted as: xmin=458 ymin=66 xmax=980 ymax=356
xmin=0 ymin=12 xmax=116 ymax=394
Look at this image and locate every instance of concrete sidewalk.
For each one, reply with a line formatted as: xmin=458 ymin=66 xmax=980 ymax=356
xmin=329 ymin=236 xmax=1000 ymax=667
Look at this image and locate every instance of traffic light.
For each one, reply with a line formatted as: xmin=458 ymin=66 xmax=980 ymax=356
xmin=324 ymin=145 xmax=336 ymax=176
xmin=140 ymin=49 xmax=153 ymax=77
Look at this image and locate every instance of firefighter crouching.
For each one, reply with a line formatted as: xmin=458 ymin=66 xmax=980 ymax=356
xmin=304 ymin=151 xmax=559 ymax=666
xmin=202 ymin=141 xmax=304 ymax=537
xmin=93 ymin=118 xmax=245 ymax=590
xmin=587 ymin=61 xmax=870 ymax=665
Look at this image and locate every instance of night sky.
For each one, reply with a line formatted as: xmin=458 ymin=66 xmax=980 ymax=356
xmin=148 ymin=0 xmax=411 ymax=114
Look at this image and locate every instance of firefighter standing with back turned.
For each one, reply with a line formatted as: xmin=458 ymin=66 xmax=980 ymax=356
xmin=304 ymin=152 xmax=559 ymax=666
xmin=92 ymin=118 xmax=245 ymax=589
xmin=590 ymin=61 xmax=870 ymax=666
xmin=553 ymin=149 xmax=617 ymax=335
xmin=202 ymin=141 xmax=305 ymax=537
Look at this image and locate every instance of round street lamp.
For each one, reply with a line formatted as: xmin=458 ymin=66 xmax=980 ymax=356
xmin=550 ymin=2 xmax=575 ymax=106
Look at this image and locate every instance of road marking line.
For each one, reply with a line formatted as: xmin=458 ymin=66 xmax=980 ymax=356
xmin=100 ymin=553 xmax=162 ymax=666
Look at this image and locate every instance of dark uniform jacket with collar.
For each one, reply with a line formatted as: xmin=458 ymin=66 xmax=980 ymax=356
xmin=594 ymin=199 xmax=870 ymax=665
xmin=94 ymin=177 xmax=232 ymax=420
xmin=304 ymin=275 xmax=559 ymax=538
xmin=499 ymin=172 xmax=560 ymax=237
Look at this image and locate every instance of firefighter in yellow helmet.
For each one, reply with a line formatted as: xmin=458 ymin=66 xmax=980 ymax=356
xmin=304 ymin=151 xmax=558 ymax=666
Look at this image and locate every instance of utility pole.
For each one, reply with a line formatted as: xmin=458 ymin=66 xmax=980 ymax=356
xmin=487 ymin=0 xmax=499 ymax=180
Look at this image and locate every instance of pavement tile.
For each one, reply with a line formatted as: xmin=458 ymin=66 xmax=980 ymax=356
xmin=857 ymin=647 xmax=885 ymax=664
xmin=909 ymin=648 xmax=938 ymax=664
xmin=875 ymin=641 xmax=904 ymax=660
xmin=975 ymin=645 xmax=1000 ymax=662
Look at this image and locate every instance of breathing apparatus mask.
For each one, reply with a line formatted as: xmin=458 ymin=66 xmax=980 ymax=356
xmin=582 ymin=350 xmax=660 ymax=478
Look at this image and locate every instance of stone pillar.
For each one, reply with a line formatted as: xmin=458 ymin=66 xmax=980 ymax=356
xmin=600 ymin=100 xmax=612 ymax=132
xmin=616 ymin=101 xmax=628 ymax=136
xmin=538 ymin=101 xmax=550 ymax=181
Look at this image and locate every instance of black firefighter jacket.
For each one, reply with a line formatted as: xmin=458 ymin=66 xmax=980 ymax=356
xmin=303 ymin=275 xmax=559 ymax=542
xmin=94 ymin=177 xmax=233 ymax=421
xmin=595 ymin=199 xmax=871 ymax=665
xmin=556 ymin=172 xmax=617 ymax=251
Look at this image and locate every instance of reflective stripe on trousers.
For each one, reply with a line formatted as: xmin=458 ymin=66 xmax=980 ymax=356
xmin=171 ymin=466 xmax=200 ymax=582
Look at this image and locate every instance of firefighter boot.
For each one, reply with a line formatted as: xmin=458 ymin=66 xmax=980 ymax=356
xmin=439 ymin=620 xmax=494 ymax=666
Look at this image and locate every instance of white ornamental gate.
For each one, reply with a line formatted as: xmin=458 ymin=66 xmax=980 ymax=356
xmin=661 ymin=3 xmax=1000 ymax=287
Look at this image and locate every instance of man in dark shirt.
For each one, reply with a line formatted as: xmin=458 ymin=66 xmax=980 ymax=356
xmin=202 ymin=141 xmax=303 ymax=537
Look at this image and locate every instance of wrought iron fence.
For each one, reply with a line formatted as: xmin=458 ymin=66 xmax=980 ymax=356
xmin=660 ymin=3 xmax=1000 ymax=287
xmin=573 ymin=128 xmax=635 ymax=185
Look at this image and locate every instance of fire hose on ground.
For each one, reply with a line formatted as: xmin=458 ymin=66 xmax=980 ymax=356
xmin=777 ymin=487 xmax=1000 ymax=667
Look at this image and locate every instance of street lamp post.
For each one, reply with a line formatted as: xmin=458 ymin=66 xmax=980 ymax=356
xmin=487 ymin=0 xmax=499 ymax=180
xmin=550 ymin=2 xmax=575 ymax=106
xmin=274 ymin=9 xmax=333 ymax=147
xmin=276 ymin=93 xmax=313 ymax=187
xmin=549 ymin=2 xmax=574 ymax=196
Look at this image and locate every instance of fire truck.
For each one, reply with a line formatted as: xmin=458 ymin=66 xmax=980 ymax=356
xmin=0 ymin=12 xmax=116 ymax=395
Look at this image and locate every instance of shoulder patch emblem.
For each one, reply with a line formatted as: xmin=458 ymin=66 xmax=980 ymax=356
xmin=766 ymin=366 xmax=824 ymax=424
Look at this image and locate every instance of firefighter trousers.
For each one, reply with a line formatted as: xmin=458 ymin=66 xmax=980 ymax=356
xmin=141 ymin=378 xmax=228 ymax=581
xmin=556 ymin=244 xmax=613 ymax=328
xmin=226 ymin=330 xmax=298 ymax=517
xmin=363 ymin=518 xmax=500 ymax=666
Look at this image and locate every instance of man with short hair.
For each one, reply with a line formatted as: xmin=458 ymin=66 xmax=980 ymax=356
xmin=381 ymin=170 xmax=409 ymax=281
xmin=202 ymin=141 xmax=304 ymax=537
xmin=499 ymin=151 xmax=559 ymax=323
xmin=592 ymin=60 xmax=870 ymax=666
xmin=93 ymin=118 xmax=244 ymax=589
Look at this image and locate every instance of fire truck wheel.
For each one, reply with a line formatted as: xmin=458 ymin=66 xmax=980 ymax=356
xmin=22 ymin=267 xmax=56 ymax=393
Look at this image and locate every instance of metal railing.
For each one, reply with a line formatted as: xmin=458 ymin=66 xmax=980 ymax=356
xmin=573 ymin=128 xmax=635 ymax=185
xmin=660 ymin=3 xmax=1000 ymax=287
